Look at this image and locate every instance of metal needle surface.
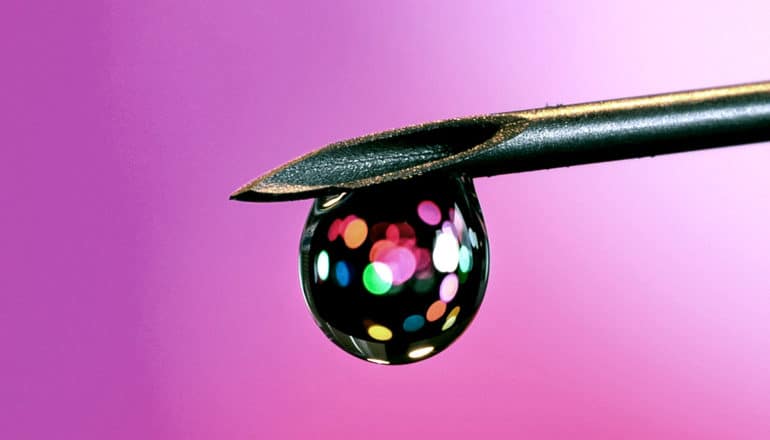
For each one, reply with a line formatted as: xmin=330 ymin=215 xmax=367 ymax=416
xmin=231 ymin=81 xmax=770 ymax=202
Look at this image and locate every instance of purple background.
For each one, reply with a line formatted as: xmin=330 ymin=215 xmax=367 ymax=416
xmin=4 ymin=1 xmax=770 ymax=438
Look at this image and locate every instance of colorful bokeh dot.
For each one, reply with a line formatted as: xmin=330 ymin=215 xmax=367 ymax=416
xmin=362 ymin=262 xmax=393 ymax=295
xmin=376 ymin=246 xmax=417 ymax=285
xmin=426 ymin=300 xmax=447 ymax=322
xmin=433 ymin=230 xmax=459 ymax=273
xmin=442 ymin=306 xmax=461 ymax=331
xmin=417 ymin=200 xmax=441 ymax=225
xmin=439 ymin=273 xmax=459 ymax=302
xmin=335 ymin=260 xmax=350 ymax=287
xmin=343 ymin=218 xmax=368 ymax=249
xmin=327 ymin=218 xmax=342 ymax=242
xmin=316 ymin=250 xmax=329 ymax=281
xmin=367 ymin=324 xmax=393 ymax=341
xmin=403 ymin=314 xmax=426 ymax=332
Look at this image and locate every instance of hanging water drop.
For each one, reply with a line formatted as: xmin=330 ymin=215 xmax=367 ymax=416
xmin=299 ymin=175 xmax=489 ymax=365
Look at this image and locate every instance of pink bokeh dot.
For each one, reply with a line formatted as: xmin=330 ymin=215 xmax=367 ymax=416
xmin=417 ymin=200 xmax=441 ymax=225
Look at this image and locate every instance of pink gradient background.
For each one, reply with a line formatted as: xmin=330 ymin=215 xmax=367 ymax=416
xmin=3 ymin=1 xmax=770 ymax=438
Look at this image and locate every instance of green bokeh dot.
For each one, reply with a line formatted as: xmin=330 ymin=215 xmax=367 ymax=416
xmin=363 ymin=262 xmax=392 ymax=295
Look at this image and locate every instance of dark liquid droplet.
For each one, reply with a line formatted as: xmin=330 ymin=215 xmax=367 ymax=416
xmin=299 ymin=175 xmax=489 ymax=365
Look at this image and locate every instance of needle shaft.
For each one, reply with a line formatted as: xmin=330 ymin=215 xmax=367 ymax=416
xmin=232 ymin=81 xmax=770 ymax=202
xmin=463 ymin=82 xmax=770 ymax=177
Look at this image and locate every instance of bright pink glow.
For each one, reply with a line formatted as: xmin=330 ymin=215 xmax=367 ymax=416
xmin=439 ymin=273 xmax=459 ymax=302
xmin=418 ymin=200 xmax=442 ymax=225
xmin=376 ymin=246 xmax=417 ymax=285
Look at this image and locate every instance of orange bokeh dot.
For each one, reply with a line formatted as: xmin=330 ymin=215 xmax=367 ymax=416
xmin=426 ymin=300 xmax=447 ymax=322
xmin=339 ymin=215 xmax=356 ymax=233
xmin=343 ymin=218 xmax=368 ymax=249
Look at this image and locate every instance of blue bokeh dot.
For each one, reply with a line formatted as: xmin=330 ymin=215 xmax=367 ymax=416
xmin=402 ymin=314 xmax=425 ymax=332
xmin=335 ymin=261 xmax=350 ymax=287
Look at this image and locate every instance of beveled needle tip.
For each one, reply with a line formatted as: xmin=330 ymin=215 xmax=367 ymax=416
xmin=229 ymin=114 xmax=528 ymax=202
xmin=231 ymin=81 xmax=770 ymax=202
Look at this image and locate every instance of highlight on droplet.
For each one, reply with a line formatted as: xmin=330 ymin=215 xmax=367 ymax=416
xmin=468 ymin=228 xmax=479 ymax=249
xmin=417 ymin=200 xmax=441 ymax=225
xmin=367 ymin=358 xmax=390 ymax=365
xmin=451 ymin=204 xmax=466 ymax=240
xmin=320 ymin=192 xmax=347 ymax=209
xmin=432 ymin=230 xmax=459 ymax=273
xmin=362 ymin=262 xmax=393 ymax=295
xmin=408 ymin=346 xmax=435 ymax=359
xmin=316 ymin=250 xmax=330 ymax=281
xmin=439 ymin=273 xmax=459 ymax=302
xmin=367 ymin=324 xmax=393 ymax=341
xmin=426 ymin=300 xmax=447 ymax=322
xmin=343 ymin=218 xmax=368 ymax=249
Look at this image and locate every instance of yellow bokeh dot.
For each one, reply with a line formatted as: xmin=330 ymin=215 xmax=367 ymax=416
xmin=442 ymin=306 xmax=461 ymax=331
xmin=367 ymin=324 xmax=392 ymax=341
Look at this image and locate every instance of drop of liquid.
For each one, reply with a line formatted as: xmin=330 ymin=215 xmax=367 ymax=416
xmin=299 ymin=175 xmax=489 ymax=365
